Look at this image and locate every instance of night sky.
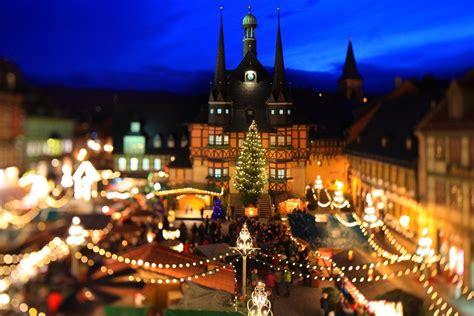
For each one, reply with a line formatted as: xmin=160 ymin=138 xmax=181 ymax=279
xmin=1 ymin=0 xmax=473 ymax=93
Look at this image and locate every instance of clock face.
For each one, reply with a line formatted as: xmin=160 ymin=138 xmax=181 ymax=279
xmin=246 ymin=72 xmax=255 ymax=81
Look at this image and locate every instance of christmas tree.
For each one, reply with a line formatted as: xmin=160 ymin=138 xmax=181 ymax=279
xmin=233 ymin=121 xmax=267 ymax=206
xmin=211 ymin=197 xmax=224 ymax=220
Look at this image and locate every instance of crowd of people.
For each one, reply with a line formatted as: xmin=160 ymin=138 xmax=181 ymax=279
xmin=107 ymin=196 xmax=372 ymax=315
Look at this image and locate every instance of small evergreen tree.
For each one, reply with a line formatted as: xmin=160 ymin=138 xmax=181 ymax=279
xmin=211 ymin=197 xmax=225 ymax=220
xmin=233 ymin=121 xmax=267 ymax=206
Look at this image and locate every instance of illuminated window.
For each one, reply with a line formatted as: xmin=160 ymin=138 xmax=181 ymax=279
xmin=214 ymin=168 xmax=222 ymax=178
xmin=217 ymin=108 xmax=222 ymax=114
xmin=124 ymin=135 xmax=145 ymax=154
xmin=130 ymin=121 xmax=140 ymax=133
xmin=223 ymin=135 xmax=229 ymax=145
xmin=279 ymin=109 xmax=284 ymax=115
xmin=286 ymin=135 xmax=292 ymax=145
xmin=449 ymin=184 xmax=462 ymax=210
xmin=208 ymin=168 xmax=214 ymax=177
xmin=215 ymin=135 xmax=222 ymax=145
xmin=435 ymin=138 xmax=445 ymax=161
xmin=271 ymin=109 xmax=275 ymax=115
xmin=270 ymin=136 xmax=276 ymax=146
xmin=277 ymin=135 xmax=285 ymax=146
xmin=47 ymin=138 xmax=62 ymax=156
xmin=64 ymin=140 xmax=73 ymax=153
xmin=167 ymin=135 xmax=175 ymax=148
xmin=142 ymin=158 xmax=150 ymax=171
xmin=153 ymin=135 xmax=162 ymax=148
xmin=118 ymin=157 xmax=127 ymax=171
xmin=270 ymin=168 xmax=276 ymax=178
xmin=287 ymin=109 xmax=291 ymax=115
xmin=223 ymin=168 xmax=228 ymax=177
xmin=225 ymin=108 xmax=229 ymax=114
xmin=130 ymin=157 xmax=139 ymax=171
xmin=154 ymin=158 xmax=161 ymax=170
xmin=277 ymin=169 xmax=285 ymax=179
xmin=209 ymin=135 xmax=215 ymax=145
xmin=210 ymin=108 xmax=214 ymax=114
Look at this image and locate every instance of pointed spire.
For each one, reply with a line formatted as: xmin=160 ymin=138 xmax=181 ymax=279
xmin=340 ymin=39 xmax=362 ymax=81
xmin=271 ymin=7 xmax=289 ymax=102
xmin=212 ymin=6 xmax=227 ymax=101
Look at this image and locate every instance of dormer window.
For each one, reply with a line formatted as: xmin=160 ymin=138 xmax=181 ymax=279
xmin=130 ymin=121 xmax=140 ymax=133
xmin=167 ymin=135 xmax=175 ymax=148
xmin=153 ymin=135 xmax=162 ymax=148
xmin=180 ymin=135 xmax=188 ymax=148
xmin=6 ymin=73 xmax=16 ymax=90
xmin=245 ymin=70 xmax=256 ymax=82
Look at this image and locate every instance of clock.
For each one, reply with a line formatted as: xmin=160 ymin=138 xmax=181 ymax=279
xmin=245 ymin=71 xmax=256 ymax=82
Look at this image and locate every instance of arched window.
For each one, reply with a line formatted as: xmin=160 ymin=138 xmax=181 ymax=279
xmin=167 ymin=135 xmax=175 ymax=148
xmin=153 ymin=135 xmax=162 ymax=148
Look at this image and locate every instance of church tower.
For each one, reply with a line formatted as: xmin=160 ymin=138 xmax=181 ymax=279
xmin=208 ymin=7 xmax=231 ymax=125
xmin=339 ymin=40 xmax=364 ymax=101
xmin=242 ymin=6 xmax=257 ymax=56
xmin=268 ymin=8 xmax=292 ymax=126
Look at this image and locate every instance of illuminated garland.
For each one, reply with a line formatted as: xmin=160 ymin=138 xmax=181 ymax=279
xmin=10 ymin=298 xmax=47 ymax=316
xmin=76 ymin=252 xmax=237 ymax=285
xmin=420 ymin=270 xmax=460 ymax=316
xmin=86 ymin=242 xmax=236 ymax=269
xmin=0 ymin=238 xmax=69 ymax=293
xmin=0 ymin=207 xmax=41 ymax=229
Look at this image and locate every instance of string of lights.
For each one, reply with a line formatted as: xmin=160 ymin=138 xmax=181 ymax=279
xmin=0 ymin=238 xmax=69 ymax=293
xmin=421 ymin=271 xmax=460 ymax=316
xmin=76 ymin=252 xmax=237 ymax=285
xmin=85 ymin=242 xmax=235 ymax=268
xmin=10 ymin=298 xmax=47 ymax=316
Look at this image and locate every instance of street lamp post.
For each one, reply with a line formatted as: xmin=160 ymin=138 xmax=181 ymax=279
xmin=230 ymin=223 xmax=259 ymax=300
xmin=66 ymin=216 xmax=86 ymax=277
xmin=247 ymin=282 xmax=273 ymax=316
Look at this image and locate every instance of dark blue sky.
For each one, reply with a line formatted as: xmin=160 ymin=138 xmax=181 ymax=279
xmin=1 ymin=0 xmax=473 ymax=93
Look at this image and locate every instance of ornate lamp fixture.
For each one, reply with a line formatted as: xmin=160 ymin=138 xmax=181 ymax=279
xmin=247 ymin=282 xmax=272 ymax=316
xmin=230 ymin=223 xmax=259 ymax=300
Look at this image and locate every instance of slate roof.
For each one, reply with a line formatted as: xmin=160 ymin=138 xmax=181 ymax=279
xmin=417 ymin=69 xmax=474 ymax=131
xmin=344 ymin=82 xmax=441 ymax=167
xmin=113 ymin=101 xmax=199 ymax=155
